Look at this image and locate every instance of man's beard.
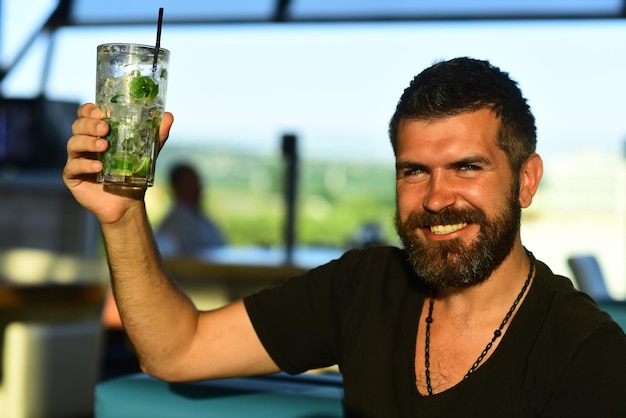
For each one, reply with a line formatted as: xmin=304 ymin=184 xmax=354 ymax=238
xmin=395 ymin=185 xmax=521 ymax=291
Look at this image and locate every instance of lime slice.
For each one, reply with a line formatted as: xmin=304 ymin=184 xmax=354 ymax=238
xmin=110 ymin=168 xmax=133 ymax=176
xmin=134 ymin=157 xmax=150 ymax=176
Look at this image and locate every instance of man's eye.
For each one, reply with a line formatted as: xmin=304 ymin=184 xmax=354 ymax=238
xmin=402 ymin=168 xmax=423 ymax=177
xmin=460 ymin=165 xmax=480 ymax=171
xmin=398 ymin=168 xmax=425 ymax=182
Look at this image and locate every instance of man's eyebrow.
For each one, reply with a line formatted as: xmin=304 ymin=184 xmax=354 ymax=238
xmin=447 ymin=155 xmax=493 ymax=168
xmin=395 ymin=155 xmax=493 ymax=171
xmin=395 ymin=160 xmax=427 ymax=172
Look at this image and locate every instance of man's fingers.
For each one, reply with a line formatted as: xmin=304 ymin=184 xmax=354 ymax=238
xmin=64 ymin=155 xmax=103 ymax=178
xmin=158 ymin=112 xmax=174 ymax=148
xmin=77 ymin=103 xmax=101 ymax=118
xmin=71 ymin=117 xmax=110 ymax=137
xmin=67 ymin=135 xmax=109 ymax=157
xmin=73 ymin=103 xmax=108 ymax=137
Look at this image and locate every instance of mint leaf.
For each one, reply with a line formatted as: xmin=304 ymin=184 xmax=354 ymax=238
xmin=129 ymin=76 xmax=158 ymax=101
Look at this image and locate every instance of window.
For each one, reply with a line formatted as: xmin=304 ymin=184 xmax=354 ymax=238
xmin=1 ymin=2 xmax=624 ymax=296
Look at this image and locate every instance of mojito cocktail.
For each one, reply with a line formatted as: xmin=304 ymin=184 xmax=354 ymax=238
xmin=96 ymin=43 xmax=169 ymax=187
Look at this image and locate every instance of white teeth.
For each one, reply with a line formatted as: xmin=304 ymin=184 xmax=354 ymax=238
xmin=430 ymin=223 xmax=467 ymax=235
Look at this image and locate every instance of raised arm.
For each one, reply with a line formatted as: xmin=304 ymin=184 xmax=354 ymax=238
xmin=63 ymin=104 xmax=279 ymax=381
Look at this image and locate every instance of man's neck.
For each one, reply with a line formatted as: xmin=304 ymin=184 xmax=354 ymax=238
xmin=433 ymin=244 xmax=534 ymax=324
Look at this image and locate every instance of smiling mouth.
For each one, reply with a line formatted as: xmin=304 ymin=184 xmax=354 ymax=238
xmin=430 ymin=223 xmax=468 ymax=235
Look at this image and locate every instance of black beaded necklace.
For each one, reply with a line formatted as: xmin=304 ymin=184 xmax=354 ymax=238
xmin=423 ymin=250 xmax=535 ymax=396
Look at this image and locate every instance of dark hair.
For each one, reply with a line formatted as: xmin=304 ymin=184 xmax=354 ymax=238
xmin=170 ymin=163 xmax=199 ymax=187
xmin=388 ymin=57 xmax=536 ymax=172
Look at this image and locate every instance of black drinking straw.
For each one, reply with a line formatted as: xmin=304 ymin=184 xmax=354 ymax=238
xmin=152 ymin=7 xmax=164 ymax=74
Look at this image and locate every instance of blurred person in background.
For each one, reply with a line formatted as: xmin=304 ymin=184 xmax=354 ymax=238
xmin=155 ymin=163 xmax=226 ymax=256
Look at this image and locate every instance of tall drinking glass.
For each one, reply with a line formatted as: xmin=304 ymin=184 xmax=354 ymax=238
xmin=95 ymin=43 xmax=170 ymax=187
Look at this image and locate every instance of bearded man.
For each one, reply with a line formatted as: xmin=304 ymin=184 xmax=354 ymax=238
xmin=64 ymin=57 xmax=626 ymax=417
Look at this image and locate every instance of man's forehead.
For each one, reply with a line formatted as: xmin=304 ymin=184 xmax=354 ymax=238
xmin=396 ymin=109 xmax=500 ymax=141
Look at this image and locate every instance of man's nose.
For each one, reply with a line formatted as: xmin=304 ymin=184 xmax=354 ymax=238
xmin=423 ymin=173 xmax=456 ymax=213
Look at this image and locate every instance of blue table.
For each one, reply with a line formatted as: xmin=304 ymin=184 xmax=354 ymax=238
xmin=95 ymin=372 xmax=344 ymax=418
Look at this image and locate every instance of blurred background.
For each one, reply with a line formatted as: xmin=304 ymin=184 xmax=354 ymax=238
xmin=1 ymin=1 xmax=625 ymax=415
xmin=1 ymin=0 xmax=625 ymax=296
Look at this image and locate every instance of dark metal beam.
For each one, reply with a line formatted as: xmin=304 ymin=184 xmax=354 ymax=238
xmin=52 ymin=11 xmax=626 ymax=27
xmin=46 ymin=0 xmax=73 ymax=29
xmin=0 ymin=0 xmax=73 ymax=85
xmin=273 ymin=0 xmax=291 ymax=22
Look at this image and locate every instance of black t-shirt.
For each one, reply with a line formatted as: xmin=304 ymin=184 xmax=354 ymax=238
xmin=244 ymin=246 xmax=626 ymax=417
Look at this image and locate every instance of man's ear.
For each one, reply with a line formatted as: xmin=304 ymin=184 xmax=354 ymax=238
xmin=518 ymin=153 xmax=543 ymax=209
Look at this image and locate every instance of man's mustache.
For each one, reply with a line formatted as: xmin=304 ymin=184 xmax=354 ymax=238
xmin=401 ymin=207 xmax=487 ymax=230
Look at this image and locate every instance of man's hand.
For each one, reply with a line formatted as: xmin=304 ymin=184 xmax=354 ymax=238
xmin=63 ymin=103 xmax=174 ymax=224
